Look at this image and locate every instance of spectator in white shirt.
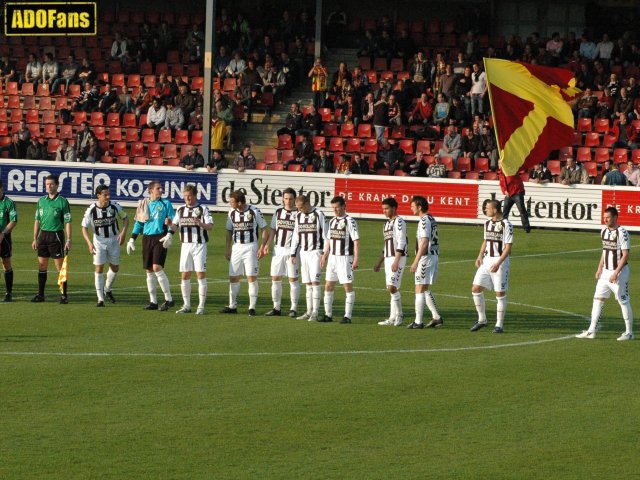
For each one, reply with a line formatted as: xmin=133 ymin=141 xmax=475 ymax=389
xmin=146 ymin=98 xmax=167 ymax=135
xmin=22 ymin=53 xmax=42 ymax=87
xmin=41 ymin=53 xmax=58 ymax=87
xmin=226 ymin=52 xmax=246 ymax=79
xmin=595 ymin=33 xmax=614 ymax=62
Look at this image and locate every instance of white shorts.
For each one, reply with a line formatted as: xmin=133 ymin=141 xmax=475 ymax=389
xmin=93 ymin=237 xmax=120 ymax=266
xmin=594 ymin=266 xmax=630 ymax=304
xmin=300 ymin=250 xmax=322 ymax=284
xmin=326 ymin=255 xmax=354 ymax=284
xmin=384 ymin=256 xmax=406 ymax=289
xmin=270 ymin=247 xmax=299 ymax=279
xmin=473 ymin=258 xmax=510 ymax=292
xmin=180 ymin=242 xmax=207 ymax=273
xmin=229 ymin=243 xmax=259 ymax=277
xmin=415 ymin=255 xmax=438 ymax=285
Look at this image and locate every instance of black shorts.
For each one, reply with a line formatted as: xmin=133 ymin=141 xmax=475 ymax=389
xmin=0 ymin=233 xmax=12 ymax=259
xmin=142 ymin=234 xmax=167 ymax=270
xmin=37 ymin=230 xmax=65 ymax=259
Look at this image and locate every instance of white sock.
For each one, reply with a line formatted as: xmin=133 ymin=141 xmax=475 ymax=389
xmin=414 ymin=293 xmax=425 ymax=324
xmin=391 ymin=292 xmax=402 ymax=320
xmin=181 ymin=279 xmax=191 ymax=309
xmin=619 ymin=300 xmax=633 ymax=334
xmin=95 ymin=272 xmax=105 ymax=302
xmin=324 ymin=290 xmax=334 ymax=317
xmin=305 ymin=284 xmax=313 ymax=314
xmin=496 ymin=295 xmax=507 ymax=328
xmin=389 ymin=295 xmax=396 ymax=320
xmin=424 ymin=290 xmax=440 ymax=320
xmin=473 ymin=292 xmax=486 ymax=323
xmin=155 ymin=270 xmax=172 ymax=301
xmin=248 ymin=281 xmax=258 ymax=309
xmin=197 ymin=278 xmax=207 ymax=310
xmin=588 ymin=299 xmax=605 ymax=332
xmin=289 ymin=281 xmax=300 ymax=311
xmin=229 ymin=282 xmax=240 ymax=308
xmin=146 ymin=272 xmax=157 ymax=304
xmin=271 ymin=280 xmax=282 ymax=310
xmin=345 ymin=291 xmax=355 ymax=319
xmin=105 ymin=269 xmax=117 ymax=292
xmin=312 ymin=285 xmax=321 ymax=315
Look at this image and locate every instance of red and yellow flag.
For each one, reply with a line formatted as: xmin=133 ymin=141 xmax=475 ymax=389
xmin=484 ymin=58 xmax=581 ymax=176
xmin=58 ymin=255 xmax=68 ymax=293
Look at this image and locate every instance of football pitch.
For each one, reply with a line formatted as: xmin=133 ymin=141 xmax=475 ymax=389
xmin=1 ymin=203 xmax=639 ymax=479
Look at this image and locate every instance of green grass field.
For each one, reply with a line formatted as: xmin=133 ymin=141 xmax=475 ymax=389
xmin=1 ymin=202 xmax=639 ymax=479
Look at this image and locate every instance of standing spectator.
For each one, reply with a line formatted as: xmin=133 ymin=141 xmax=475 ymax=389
xmin=410 ymin=51 xmax=430 ymax=97
xmin=499 ymin=164 xmax=531 ymax=233
xmin=602 ymin=162 xmax=628 ymax=186
xmin=207 ymin=150 xmax=227 ymax=173
xmin=55 ymin=139 xmax=77 ymax=162
xmin=470 ymin=63 xmax=487 ymax=117
xmin=373 ymin=94 xmax=389 ymax=142
xmin=184 ymin=24 xmax=204 ymax=63
xmin=436 ymin=126 xmax=462 ymax=168
xmin=179 ymin=146 xmax=204 ymax=170
xmin=22 ymin=53 xmax=42 ymax=87
xmin=361 ymin=92 xmax=375 ymax=125
xmin=308 ymin=58 xmax=329 ymax=110
xmin=215 ymin=100 xmax=234 ymax=150
xmin=163 ymin=102 xmax=185 ymax=133
xmin=146 ymin=98 xmax=167 ymax=136
xmin=545 ymin=32 xmax=563 ymax=66
xmin=210 ymin=111 xmax=227 ymax=151
xmin=25 ymin=138 xmax=47 ymax=160
xmin=438 ymin=64 xmax=456 ymax=100
xmin=52 ymin=55 xmax=78 ymax=96
xmin=233 ymin=144 xmax=256 ymax=172
xmin=579 ymin=34 xmax=596 ymax=61
xmin=31 ymin=175 xmax=72 ymax=303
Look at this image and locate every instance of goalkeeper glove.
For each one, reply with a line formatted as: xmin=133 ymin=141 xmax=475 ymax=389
xmin=126 ymin=238 xmax=136 ymax=255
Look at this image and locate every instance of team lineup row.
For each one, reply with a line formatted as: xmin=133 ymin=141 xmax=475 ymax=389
xmin=0 ymin=176 xmax=633 ymax=339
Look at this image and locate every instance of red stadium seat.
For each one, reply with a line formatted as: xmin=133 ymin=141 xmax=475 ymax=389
xmin=312 ymin=135 xmax=326 ymax=151
xmin=281 ymin=149 xmax=294 ymax=163
xmin=134 ymin=156 xmax=148 ymax=165
xmin=278 ymin=134 xmax=293 ymax=149
xmin=112 ymin=142 xmax=128 ymax=156
xmin=318 ymin=108 xmax=332 ymax=122
xmin=5 ymin=82 xmax=18 ymax=95
xmin=21 ymin=83 xmax=34 ymax=96
xmin=329 ymin=137 xmax=344 ymax=152
xmin=584 ymin=132 xmax=600 ymax=147
xmin=547 ymin=160 xmax=561 ymax=176
xmin=346 ymin=137 xmax=361 ymax=152
xmin=116 ymin=156 xmax=130 ymax=165
xmin=269 ymin=163 xmax=284 ymax=171
xmin=43 ymin=124 xmax=57 ymax=138
xmin=164 ymin=144 xmax=177 ymax=158
xmin=613 ymin=148 xmax=629 ymax=163
xmin=577 ymin=118 xmax=592 ymax=132
xmin=363 ymin=138 xmax=378 ymax=153
xmin=474 ymin=157 xmax=489 ymax=172
xmin=264 ymin=148 xmax=279 ymax=164
xmin=399 ymin=139 xmax=414 ymax=154
xmin=440 ymin=156 xmax=454 ymax=171
xmin=340 ymin=123 xmax=355 ymax=137
xmin=288 ymin=164 xmax=303 ymax=172
xmin=108 ymin=127 xmax=122 ymax=141
xmin=141 ymin=128 xmax=156 ymax=143
xmin=576 ymin=147 xmax=592 ymax=162
xmin=130 ymin=142 xmax=145 ymax=157
xmin=357 ymin=123 xmax=372 ymax=138
xmin=106 ymin=113 xmax=120 ymax=127
xmin=457 ymin=156 xmax=472 ymax=172
xmin=123 ymin=113 xmax=137 ymax=128
xmin=583 ymin=161 xmax=598 ymax=177
xmin=157 ymin=129 xmax=172 ymax=144
xmin=594 ymin=147 xmax=609 ymax=163
xmin=448 ymin=171 xmax=462 ymax=179
xmin=174 ymin=130 xmax=189 ymax=144
xmin=483 ymin=171 xmax=498 ymax=180
xmin=93 ymin=126 xmax=106 ymax=140
xmin=59 ymin=124 xmax=73 ymax=139
xmin=191 ymin=130 xmax=203 ymax=145
xmin=602 ymin=134 xmax=616 ymax=148
xmin=465 ymin=171 xmax=480 ymax=180
xmin=594 ymin=118 xmax=610 ymax=133
xmin=101 ymin=155 xmax=113 ymax=164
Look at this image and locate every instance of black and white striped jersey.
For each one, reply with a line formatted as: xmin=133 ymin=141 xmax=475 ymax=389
xmin=383 ymin=216 xmax=407 ymax=257
xmin=327 ymin=215 xmax=359 ymax=256
xmin=601 ymin=226 xmax=630 ymax=270
xmin=226 ymin=206 xmax=267 ymax=244
xmin=416 ymin=213 xmax=439 ymax=256
xmin=483 ymin=218 xmax=513 ymax=258
xmin=290 ymin=208 xmax=327 ymax=253
xmin=270 ymin=207 xmax=297 ymax=248
xmin=172 ymin=203 xmax=213 ymax=244
xmin=81 ymin=201 xmax=127 ymax=238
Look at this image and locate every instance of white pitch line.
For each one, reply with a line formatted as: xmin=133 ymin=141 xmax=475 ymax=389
xmin=0 ymin=335 xmax=576 ymax=358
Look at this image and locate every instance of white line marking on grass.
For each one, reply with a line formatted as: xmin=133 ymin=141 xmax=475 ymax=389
xmin=0 ymin=335 xmax=576 ymax=358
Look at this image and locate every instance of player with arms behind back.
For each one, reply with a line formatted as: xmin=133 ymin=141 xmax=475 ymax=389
xmin=167 ymin=184 xmax=213 ymax=315
xmin=374 ymin=197 xmax=407 ymax=326
xmin=263 ymin=187 xmax=300 ymax=317
xmin=577 ymin=206 xmax=634 ymax=340
xmin=81 ymin=185 xmax=129 ymax=307
xmin=470 ymin=199 xmax=512 ymax=333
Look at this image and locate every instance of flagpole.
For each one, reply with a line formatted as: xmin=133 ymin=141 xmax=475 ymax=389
xmin=483 ymin=57 xmax=504 ymax=172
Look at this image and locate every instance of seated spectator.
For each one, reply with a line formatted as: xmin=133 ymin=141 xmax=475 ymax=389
xmin=52 ymin=55 xmax=78 ymax=96
xmin=436 ymin=125 xmax=462 ymax=168
xmin=529 ymin=162 xmax=553 ymax=183
xmin=180 ymin=146 xmax=205 ymax=170
xmin=233 ymin=144 xmax=256 ymax=172
xmin=214 ymin=46 xmax=231 ymax=78
xmin=25 ymin=137 xmax=47 ymax=160
xmin=339 ymin=94 xmax=362 ymax=129
xmin=350 ymin=152 xmax=370 ymax=174
xmin=404 ymin=151 xmax=428 ymax=177
xmin=408 ymin=93 xmax=434 ymax=126
xmin=104 ymin=91 xmax=125 ymax=117
xmin=16 ymin=120 xmax=31 ymax=143
xmin=128 ymin=84 xmax=152 ymax=122
xmin=55 ymin=138 xmax=77 ymax=162
xmin=331 ymin=62 xmax=352 ymax=96
xmin=0 ymin=54 xmax=17 ymax=87
xmin=40 ymin=53 xmax=58 ymax=89
xmin=450 ymin=96 xmax=468 ymax=127
xmin=559 ymin=158 xmax=590 ymax=185
xmin=164 ymin=102 xmax=185 ymax=132
xmin=277 ymin=103 xmax=302 ymax=137
xmin=21 ymin=52 xmax=42 ymax=87
xmin=426 ymin=155 xmax=446 ymax=178
xmin=361 ymin=92 xmax=375 ymax=124
xmin=479 ymin=124 xmax=499 ymax=170
xmin=84 ymin=136 xmax=102 ymax=163
xmin=576 ymin=88 xmax=598 ymax=119
xmin=157 ymin=73 xmax=174 ymax=99
xmin=601 ymin=162 xmax=627 ymax=186
xmin=314 ymin=148 xmax=332 ymax=172
xmin=174 ymin=83 xmax=195 ymax=119
xmin=613 ymin=87 xmax=633 ymax=121
xmin=433 ymin=93 xmax=450 ymax=126
xmin=111 ymin=32 xmax=128 ymax=63
xmin=461 ymin=127 xmax=481 ymax=162
xmin=287 ymin=133 xmax=314 ymax=169
xmin=299 ymin=106 xmax=322 ymax=137
xmin=387 ymin=94 xmax=402 ymax=127
xmin=609 ymin=114 xmax=638 ymax=150
xmin=75 ymin=122 xmax=96 ymax=159
xmin=207 ymin=150 xmax=228 ymax=173
xmin=97 ymin=83 xmax=119 ymax=114
xmin=188 ymin=103 xmax=204 ymax=132
xmin=185 ymin=23 xmax=204 ymax=63
xmin=374 ymin=81 xmax=391 ymax=102
xmin=210 ymin=110 xmax=227 ymax=151
xmin=226 ymin=51 xmax=246 ymax=79
xmin=1 ymin=133 xmax=26 ymax=159
xmin=146 ymin=98 xmax=167 ymax=135
xmin=375 ymin=138 xmax=402 ymax=174
xmin=335 ymin=153 xmax=351 ymax=173
xmin=75 ymin=57 xmax=95 ymax=86
xmin=624 ymin=160 xmax=640 ymax=186
xmin=334 ymin=77 xmax=354 ymax=111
